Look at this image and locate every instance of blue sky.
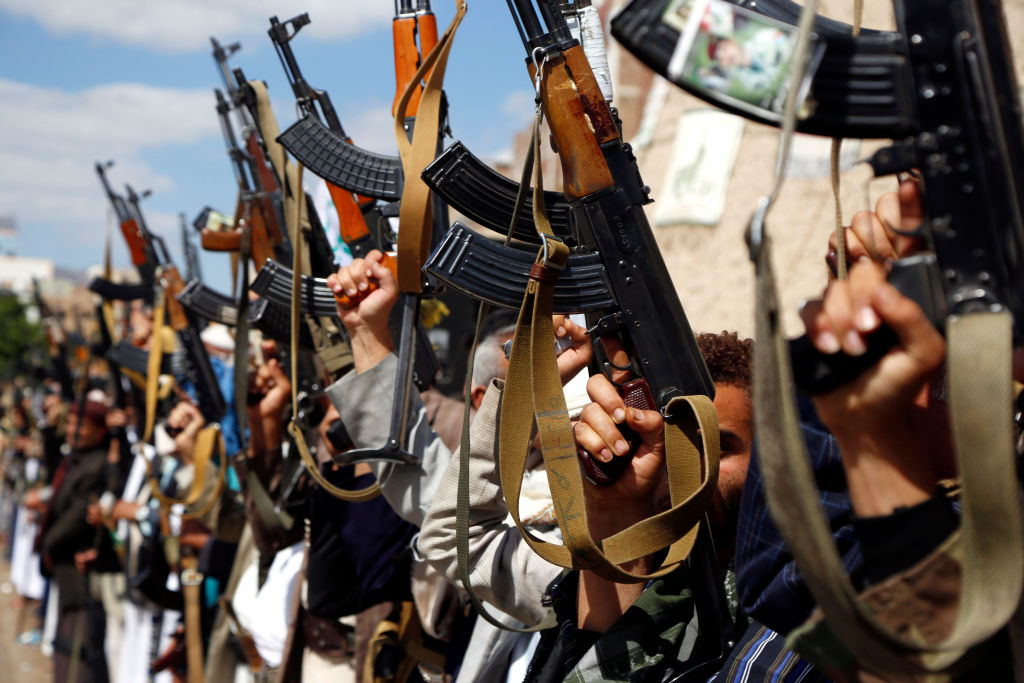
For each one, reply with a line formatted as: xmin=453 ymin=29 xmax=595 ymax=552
xmin=0 ymin=1 xmax=535 ymax=292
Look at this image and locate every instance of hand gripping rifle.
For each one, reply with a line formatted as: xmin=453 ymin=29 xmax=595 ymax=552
xmin=424 ymin=2 xmax=726 ymax=653
xmin=125 ymin=184 xmax=226 ymax=424
xmin=261 ymin=11 xmax=442 ymax=392
xmin=614 ymin=0 xmax=1024 ymax=672
xmin=431 ymin=0 xmax=720 ymax=579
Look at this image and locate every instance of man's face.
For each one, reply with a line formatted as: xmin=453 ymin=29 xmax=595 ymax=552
xmin=708 ymin=383 xmax=753 ymax=559
xmin=65 ymin=411 xmax=106 ymax=450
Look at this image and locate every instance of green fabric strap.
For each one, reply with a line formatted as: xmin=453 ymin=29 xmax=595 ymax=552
xmin=287 ymin=161 xmax=380 ymax=503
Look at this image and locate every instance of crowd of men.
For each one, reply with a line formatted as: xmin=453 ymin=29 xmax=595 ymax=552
xmin=0 ymin=173 xmax=1015 ymax=683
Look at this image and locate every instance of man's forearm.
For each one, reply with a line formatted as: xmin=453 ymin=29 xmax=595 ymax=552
xmin=577 ymin=500 xmax=655 ymax=632
xmin=348 ymin=324 xmax=394 ymax=374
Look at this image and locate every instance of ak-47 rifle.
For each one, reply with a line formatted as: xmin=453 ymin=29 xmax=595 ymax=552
xmin=613 ymin=0 xmax=1024 ymax=672
xmin=180 ymin=213 xmax=202 ymax=283
xmin=425 ymin=1 xmax=728 ymax=663
xmin=268 ymin=14 xmax=391 ymax=261
xmin=32 ymin=279 xmax=74 ymax=401
xmin=94 ymin=161 xmax=158 ymax=300
xmin=124 ymin=184 xmax=226 ymax=424
xmin=260 ymin=12 xmax=441 ymax=393
xmin=208 ymin=37 xmax=293 ymax=268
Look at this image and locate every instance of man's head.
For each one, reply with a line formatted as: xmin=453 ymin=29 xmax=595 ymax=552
xmin=66 ymin=399 xmax=109 ymax=450
xmin=469 ymin=310 xmax=519 ymax=410
xmin=697 ymin=331 xmax=753 ymax=564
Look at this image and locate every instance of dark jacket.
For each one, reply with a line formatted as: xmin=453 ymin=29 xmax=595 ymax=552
xmin=40 ymin=445 xmax=110 ymax=609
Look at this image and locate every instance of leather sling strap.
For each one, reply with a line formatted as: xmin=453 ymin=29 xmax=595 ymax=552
xmin=365 ymin=602 xmax=446 ymax=683
xmin=180 ymin=553 xmax=205 ymax=683
xmin=233 ymin=199 xmax=251 ymax=449
xmin=393 ymin=0 xmax=467 ymax=293
xmin=749 ymin=0 xmax=1024 ymax=674
xmin=146 ymin=425 xmax=228 ymax=520
xmin=287 ymin=161 xmax=381 ymax=503
xmin=498 ymin=88 xmax=719 ymax=583
xmin=143 ymin=284 xmax=167 ymax=443
xmin=250 ymin=80 xmax=312 ymax=277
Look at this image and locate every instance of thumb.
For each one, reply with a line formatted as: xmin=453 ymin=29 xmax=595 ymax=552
xmin=872 ymin=282 xmax=945 ymax=373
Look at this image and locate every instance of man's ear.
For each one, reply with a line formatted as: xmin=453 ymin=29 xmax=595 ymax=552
xmin=471 ymin=384 xmax=487 ymax=411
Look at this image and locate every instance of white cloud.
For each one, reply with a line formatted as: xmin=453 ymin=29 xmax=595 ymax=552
xmin=0 ymin=78 xmax=217 ymax=246
xmin=0 ymin=0 xmax=393 ymax=52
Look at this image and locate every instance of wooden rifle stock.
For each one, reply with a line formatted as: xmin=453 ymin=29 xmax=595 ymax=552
xmin=327 ymin=183 xmax=374 ymax=245
xmin=120 ymin=218 xmax=149 ymax=266
xmin=392 ymin=9 xmax=440 ymax=118
xmin=160 ymin=267 xmax=190 ymax=332
xmin=332 ymin=251 xmax=397 ymax=309
xmin=537 ymin=55 xmax=614 ymax=200
xmin=247 ymin=202 xmax=277 ymax=270
xmin=201 ymin=228 xmax=242 ymax=252
xmin=393 ymin=16 xmax=424 ymax=117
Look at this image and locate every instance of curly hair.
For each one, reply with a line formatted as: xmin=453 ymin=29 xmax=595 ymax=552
xmin=696 ymin=331 xmax=753 ymax=391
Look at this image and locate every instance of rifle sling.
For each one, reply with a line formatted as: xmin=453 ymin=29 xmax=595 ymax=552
xmin=455 ymin=134 xmax=555 ymax=633
xmin=181 ymin=553 xmax=205 ymax=683
xmin=288 ymin=161 xmax=381 ymax=503
xmin=393 ymin=0 xmax=467 ymax=293
xmin=749 ymin=0 xmax=1024 ymax=673
xmin=499 ymin=93 xmax=718 ymax=583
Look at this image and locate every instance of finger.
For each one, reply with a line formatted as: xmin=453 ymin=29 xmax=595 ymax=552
xmin=621 ymin=404 xmax=664 ymax=448
xmin=334 ymin=264 xmax=358 ymax=300
xmin=367 ymin=254 xmax=397 ymax=291
xmin=573 ymin=421 xmax=615 ymax=463
xmin=578 ymin=403 xmax=630 ymax=461
xmin=347 ymin=258 xmax=369 ymax=293
xmin=871 ymin=281 xmax=945 ymax=374
xmin=847 ymin=259 xmax=888 ymax=328
xmin=597 ymin=336 xmax=633 ymax=384
xmin=799 ymin=299 xmax=842 ymax=355
xmin=849 ymin=210 xmax=896 ymax=262
xmin=897 ymin=177 xmax=925 ymax=234
xmin=820 ymin=278 xmax=866 ymax=356
xmin=586 ymin=374 xmax=626 ymax=424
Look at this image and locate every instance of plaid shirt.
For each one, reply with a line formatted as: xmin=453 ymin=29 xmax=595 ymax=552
xmin=710 ymin=621 xmax=829 ymax=683
xmin=734 ymin=396 xmax=864 ymax=634
xmin=525 ymin=565 xmax=721 ymax=682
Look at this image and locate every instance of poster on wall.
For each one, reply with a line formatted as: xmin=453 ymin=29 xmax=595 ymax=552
xmin=653 ymin=108 xmax=744 ymax=227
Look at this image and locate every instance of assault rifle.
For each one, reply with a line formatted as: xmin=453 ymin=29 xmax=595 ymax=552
xmin=428 ymin=0 xmax=713 ymax=408
xmin=125 ymin=184 xmax=226 ymax=423
xmin=95 ymin=161 xmax=157 ymax=299
xmin=261 ymin=12 xmax=441 ymax=393
xmin=200 ymin=87 xmax=288 ymax=270
xmin=209 ymin=37 xmax=292 ymax=269
xmin=177 ymin=278 xmax=315 ymax=350
xmin=32 ymin=279 xmax=74 ymax=400
xmin=267 ymin=13 xmax=392 ymax=258
xmin=426 ymin=2 xmax=730 ymax=670
xmin=181 ymin=213 xmax=202 ymax=283
xmin=612 ymin=0 xmax=1024 ymax=389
